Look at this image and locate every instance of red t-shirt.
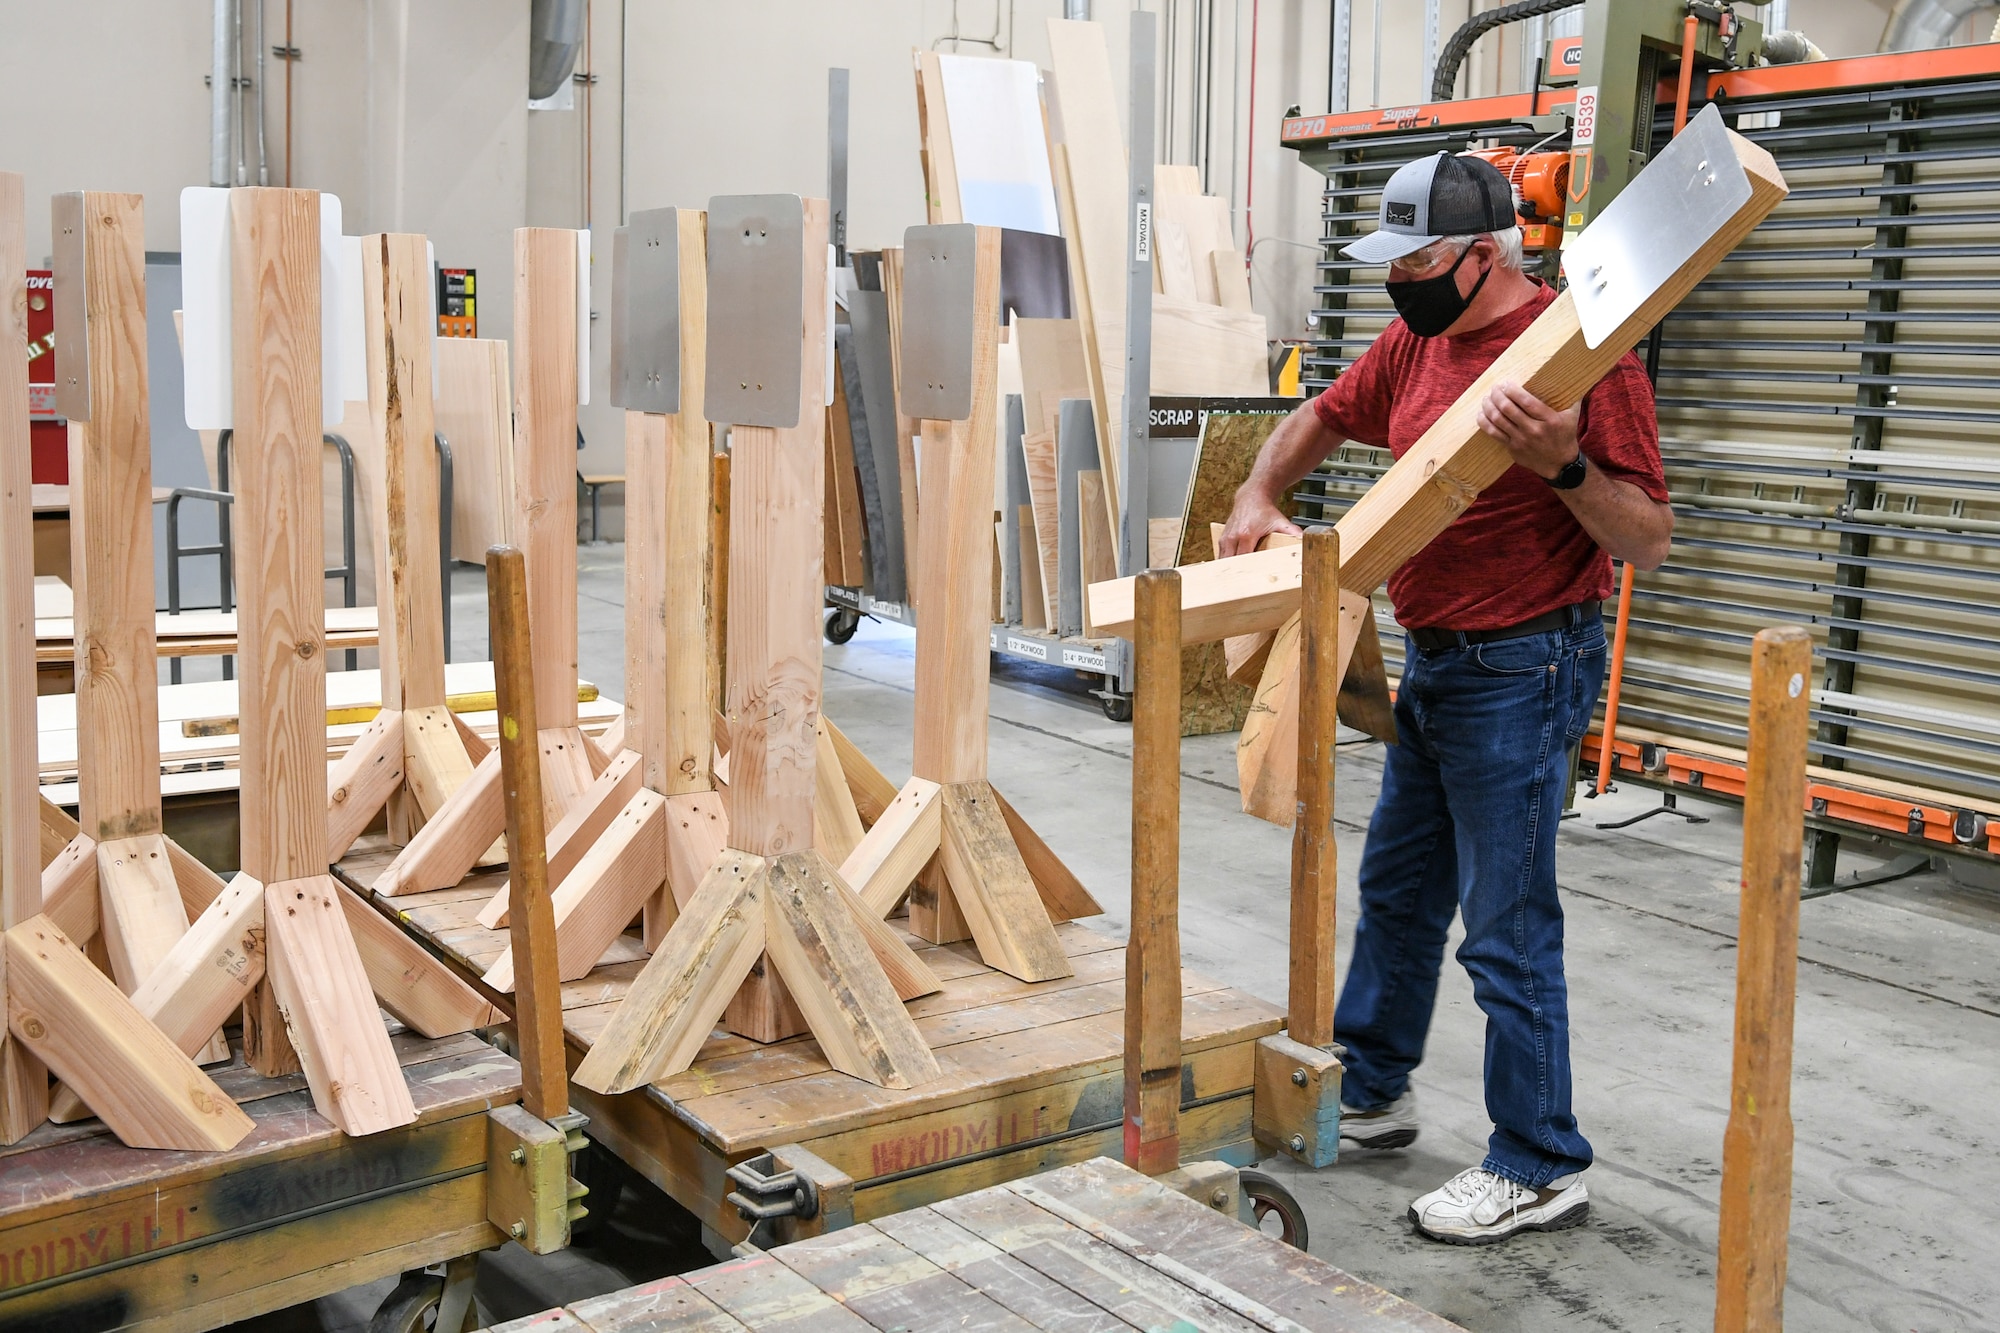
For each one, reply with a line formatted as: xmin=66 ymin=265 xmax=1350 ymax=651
xmin=1311 ymin=282 xmax=1667 ymax=631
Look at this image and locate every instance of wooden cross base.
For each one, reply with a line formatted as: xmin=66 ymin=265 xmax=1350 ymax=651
xmin=4 ymin=913 xmax=253 ymax=1151
xmin=328 ymin=705 xmax=508 ymax=865
xmin=35 ymin=813 xmax=496 ymax=1135
xmin=371 ymin=725 xmax=607 ymax=897
xmin=572 ymin=848 xmax=942 ymax=1095
xmin=843 ymin=777 xmax=1102 ymax=984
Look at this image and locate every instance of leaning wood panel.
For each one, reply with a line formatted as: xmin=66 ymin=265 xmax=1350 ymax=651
xmin=435 ymin=337 xmax=515 ymax=563
xmin=1046 ymin=18 xmax=1128 ymax=525
xmin=231 ymin=188 xmax=331 ymax=883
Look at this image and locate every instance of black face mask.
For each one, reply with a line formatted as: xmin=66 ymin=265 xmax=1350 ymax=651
xmin=1387 ymin=244 xmax=1491 ymax=338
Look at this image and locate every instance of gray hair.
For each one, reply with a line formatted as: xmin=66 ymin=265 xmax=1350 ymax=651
xmin=1438 ymin=226 xmax=1525 ymax=272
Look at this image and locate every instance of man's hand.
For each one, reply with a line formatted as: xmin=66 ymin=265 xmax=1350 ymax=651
xmin=1476 ymin=381 xmax=1580 ymax=480
xmin=1218 ymin=487 xmax=1303 ymax=559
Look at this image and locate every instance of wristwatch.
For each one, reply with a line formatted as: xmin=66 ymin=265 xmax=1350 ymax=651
xmin=1546 ymin=452 xmax=1587 ymax=491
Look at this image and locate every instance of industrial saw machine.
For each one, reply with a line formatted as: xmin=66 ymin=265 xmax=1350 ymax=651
xmin=1284 ymin=0 xmax=2000 ymax=895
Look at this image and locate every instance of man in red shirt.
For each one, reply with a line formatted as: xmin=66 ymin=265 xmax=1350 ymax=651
xmin=1220 ymin=151 xmax=1672 ymax=1244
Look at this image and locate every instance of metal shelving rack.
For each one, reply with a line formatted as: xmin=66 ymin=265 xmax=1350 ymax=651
xmin=1287 ymin=47 xmax=2000 ymax=881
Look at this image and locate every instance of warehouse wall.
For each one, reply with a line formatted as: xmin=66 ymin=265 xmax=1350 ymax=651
xmin=0 ymin=0 xmax=1948 ymax=543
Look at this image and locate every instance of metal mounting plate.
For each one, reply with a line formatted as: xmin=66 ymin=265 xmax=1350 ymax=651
xmin=51 ymin=192 xmax=89 ymax=422
xmin=1562 ymin=103 xmax=1750 ymax=350
xmin=611 ymin=207 xmax=682 ymax=413
xmin=898 ymin=223 xmax=979 ymax=422
xmin=705 ymin=194 xmax=804 ymax=428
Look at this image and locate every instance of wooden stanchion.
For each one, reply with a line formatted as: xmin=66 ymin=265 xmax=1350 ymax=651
xmin=1125 ymin=569 xmax=1182 ymax=1176
xmin=1252 ymin=526 xmax=1346 ymax=1167
xmin=1288 ymin=529 xmax=1340 ymax=1046
xmin=1715 ymin=626 xmax=1811 ymax=1333
xmin=488 ymin=546 xmax=569 ymax=1123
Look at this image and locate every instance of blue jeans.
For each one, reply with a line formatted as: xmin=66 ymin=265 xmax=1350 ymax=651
xmin=1334 ymin=611 xmax=1606 ymax=1187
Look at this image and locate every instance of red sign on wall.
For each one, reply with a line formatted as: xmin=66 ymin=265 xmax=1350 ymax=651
xmin=24 ymin=269 xmax=66 ymax=483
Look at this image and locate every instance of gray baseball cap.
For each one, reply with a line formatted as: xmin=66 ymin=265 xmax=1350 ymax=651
xmin=1342 ymin=152 xmax=1518 ymax=264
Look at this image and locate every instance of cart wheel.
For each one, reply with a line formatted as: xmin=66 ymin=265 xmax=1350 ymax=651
xmin=1100 ymin=692 xmax=1133 ymax=723
xmin=825 ymin=607 xmax=861 ymax=644
xmin=1240 ymin=1170 xmax=1309 ymax=1251
xmin=369 ymin=1273 xmax=448 ymax=1333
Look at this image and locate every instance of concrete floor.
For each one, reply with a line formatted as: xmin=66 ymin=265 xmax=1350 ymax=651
xmin=232 ymin=547 xmax=1998 ymax=1331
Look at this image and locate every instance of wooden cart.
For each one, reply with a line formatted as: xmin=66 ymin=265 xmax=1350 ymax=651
xmin=0 ymin=1029 xmax=535 ymax=1333
xmin=477 ymin=1156 xmax=1463 ymax=1332
xmin=334 ymin=840 xmax=1282 ymax=1252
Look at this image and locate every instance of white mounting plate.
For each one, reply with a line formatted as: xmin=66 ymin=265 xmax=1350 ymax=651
xmin=180 ymin=188 xmax=347 ymax=430
xmin=1561 ymin=103 xmax=1751 ymax=351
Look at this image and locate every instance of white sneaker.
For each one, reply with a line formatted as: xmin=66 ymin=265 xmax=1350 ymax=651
xmin=1338 ymin=1088 xmax=1419 ymax=1150
xmin=1408 ymin=1167 xmax=1589 ymax=1245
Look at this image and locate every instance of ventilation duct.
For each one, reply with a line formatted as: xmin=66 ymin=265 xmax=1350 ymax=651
xmin=530 ymin=0 xmax=585 ymax=101
xmin=1882 ymin=0 xmax=1992 ymax=51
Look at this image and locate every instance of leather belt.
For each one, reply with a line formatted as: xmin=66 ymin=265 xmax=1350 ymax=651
xmin=1405 ymin=603 xmax=1599 ymax=654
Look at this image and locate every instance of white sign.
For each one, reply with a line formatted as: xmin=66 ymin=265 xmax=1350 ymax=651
xmin=180 ymin=187 xmax=347 ymax=430
xmin=1572 ymin=86 xmax=1599 ymax=147
xmin=1006 ymin=636 xmax=1049 ymax=661
xmin=1134 ymin=201 xmax=1153 ymax=262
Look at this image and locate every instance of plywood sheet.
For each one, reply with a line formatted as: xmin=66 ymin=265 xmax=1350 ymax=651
xmin=435 ymin=338 xmax=514 ymax=565
xmin=1152 ymin=297 xmax=1268 ymax=397
xmin=1015 ymin=318 xmax=1089 ymax=441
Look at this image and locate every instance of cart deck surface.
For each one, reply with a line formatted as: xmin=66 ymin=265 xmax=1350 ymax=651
xmin=0 ymin=1029 xmax=520 ymax=1333
xmin=335 ymin=839 xmax=1283 ymax=1247
xmin=481 ymin=1155 xmax=1463 ymax=1332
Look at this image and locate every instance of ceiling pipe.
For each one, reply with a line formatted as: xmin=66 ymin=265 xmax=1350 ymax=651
xmin=530 ymin=0 xmax=586 ymax=101
xmin=211 ymin=0 xmax=232 ymax=187
xmin=1882 ymin=0 xmax=1990 ymax=51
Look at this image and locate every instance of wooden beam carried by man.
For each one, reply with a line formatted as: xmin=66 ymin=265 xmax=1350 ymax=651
xmin=1085 ymin=105 xmax=1788 ymax=822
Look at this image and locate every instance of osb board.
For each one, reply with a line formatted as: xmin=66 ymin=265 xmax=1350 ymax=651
xmin=338 ymin=838 xmax=1282 ymax=1162
xmin=1174 ymin=413 xmax=1291 ymax=737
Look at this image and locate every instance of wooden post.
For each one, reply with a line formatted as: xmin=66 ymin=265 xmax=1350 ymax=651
xmin=489 ymin=546 xmax=569 ymax=1123
xmin=1715 ymin=626 xmax=1810 ymax=1333
xmin=338 ymin=232 xmax=493 ymax=858
xmin=515 ymin=228 xmax=583 ymax=732
xmin=57 ymin=192 xmax=228 ymax=1065
xmin=231 ymin=187 xmax=414 ymax=1135
xmin=882 ymin=223 xmax=1088 ymax=980
xmin=363 ymin=233 xmax=448 ymax=717
xmin=1288 ymin=530 xmax=1340 ymax=1047
xmin=0 ymin=172 xmax=49 ymax=1142
xmin=574 ymin=196 xmax=938 ymax=1095
xmin=1125 ymin=569 xmax=1181 ymax=1176
xmin=374 ymin=228 xmax=595 ymax=897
